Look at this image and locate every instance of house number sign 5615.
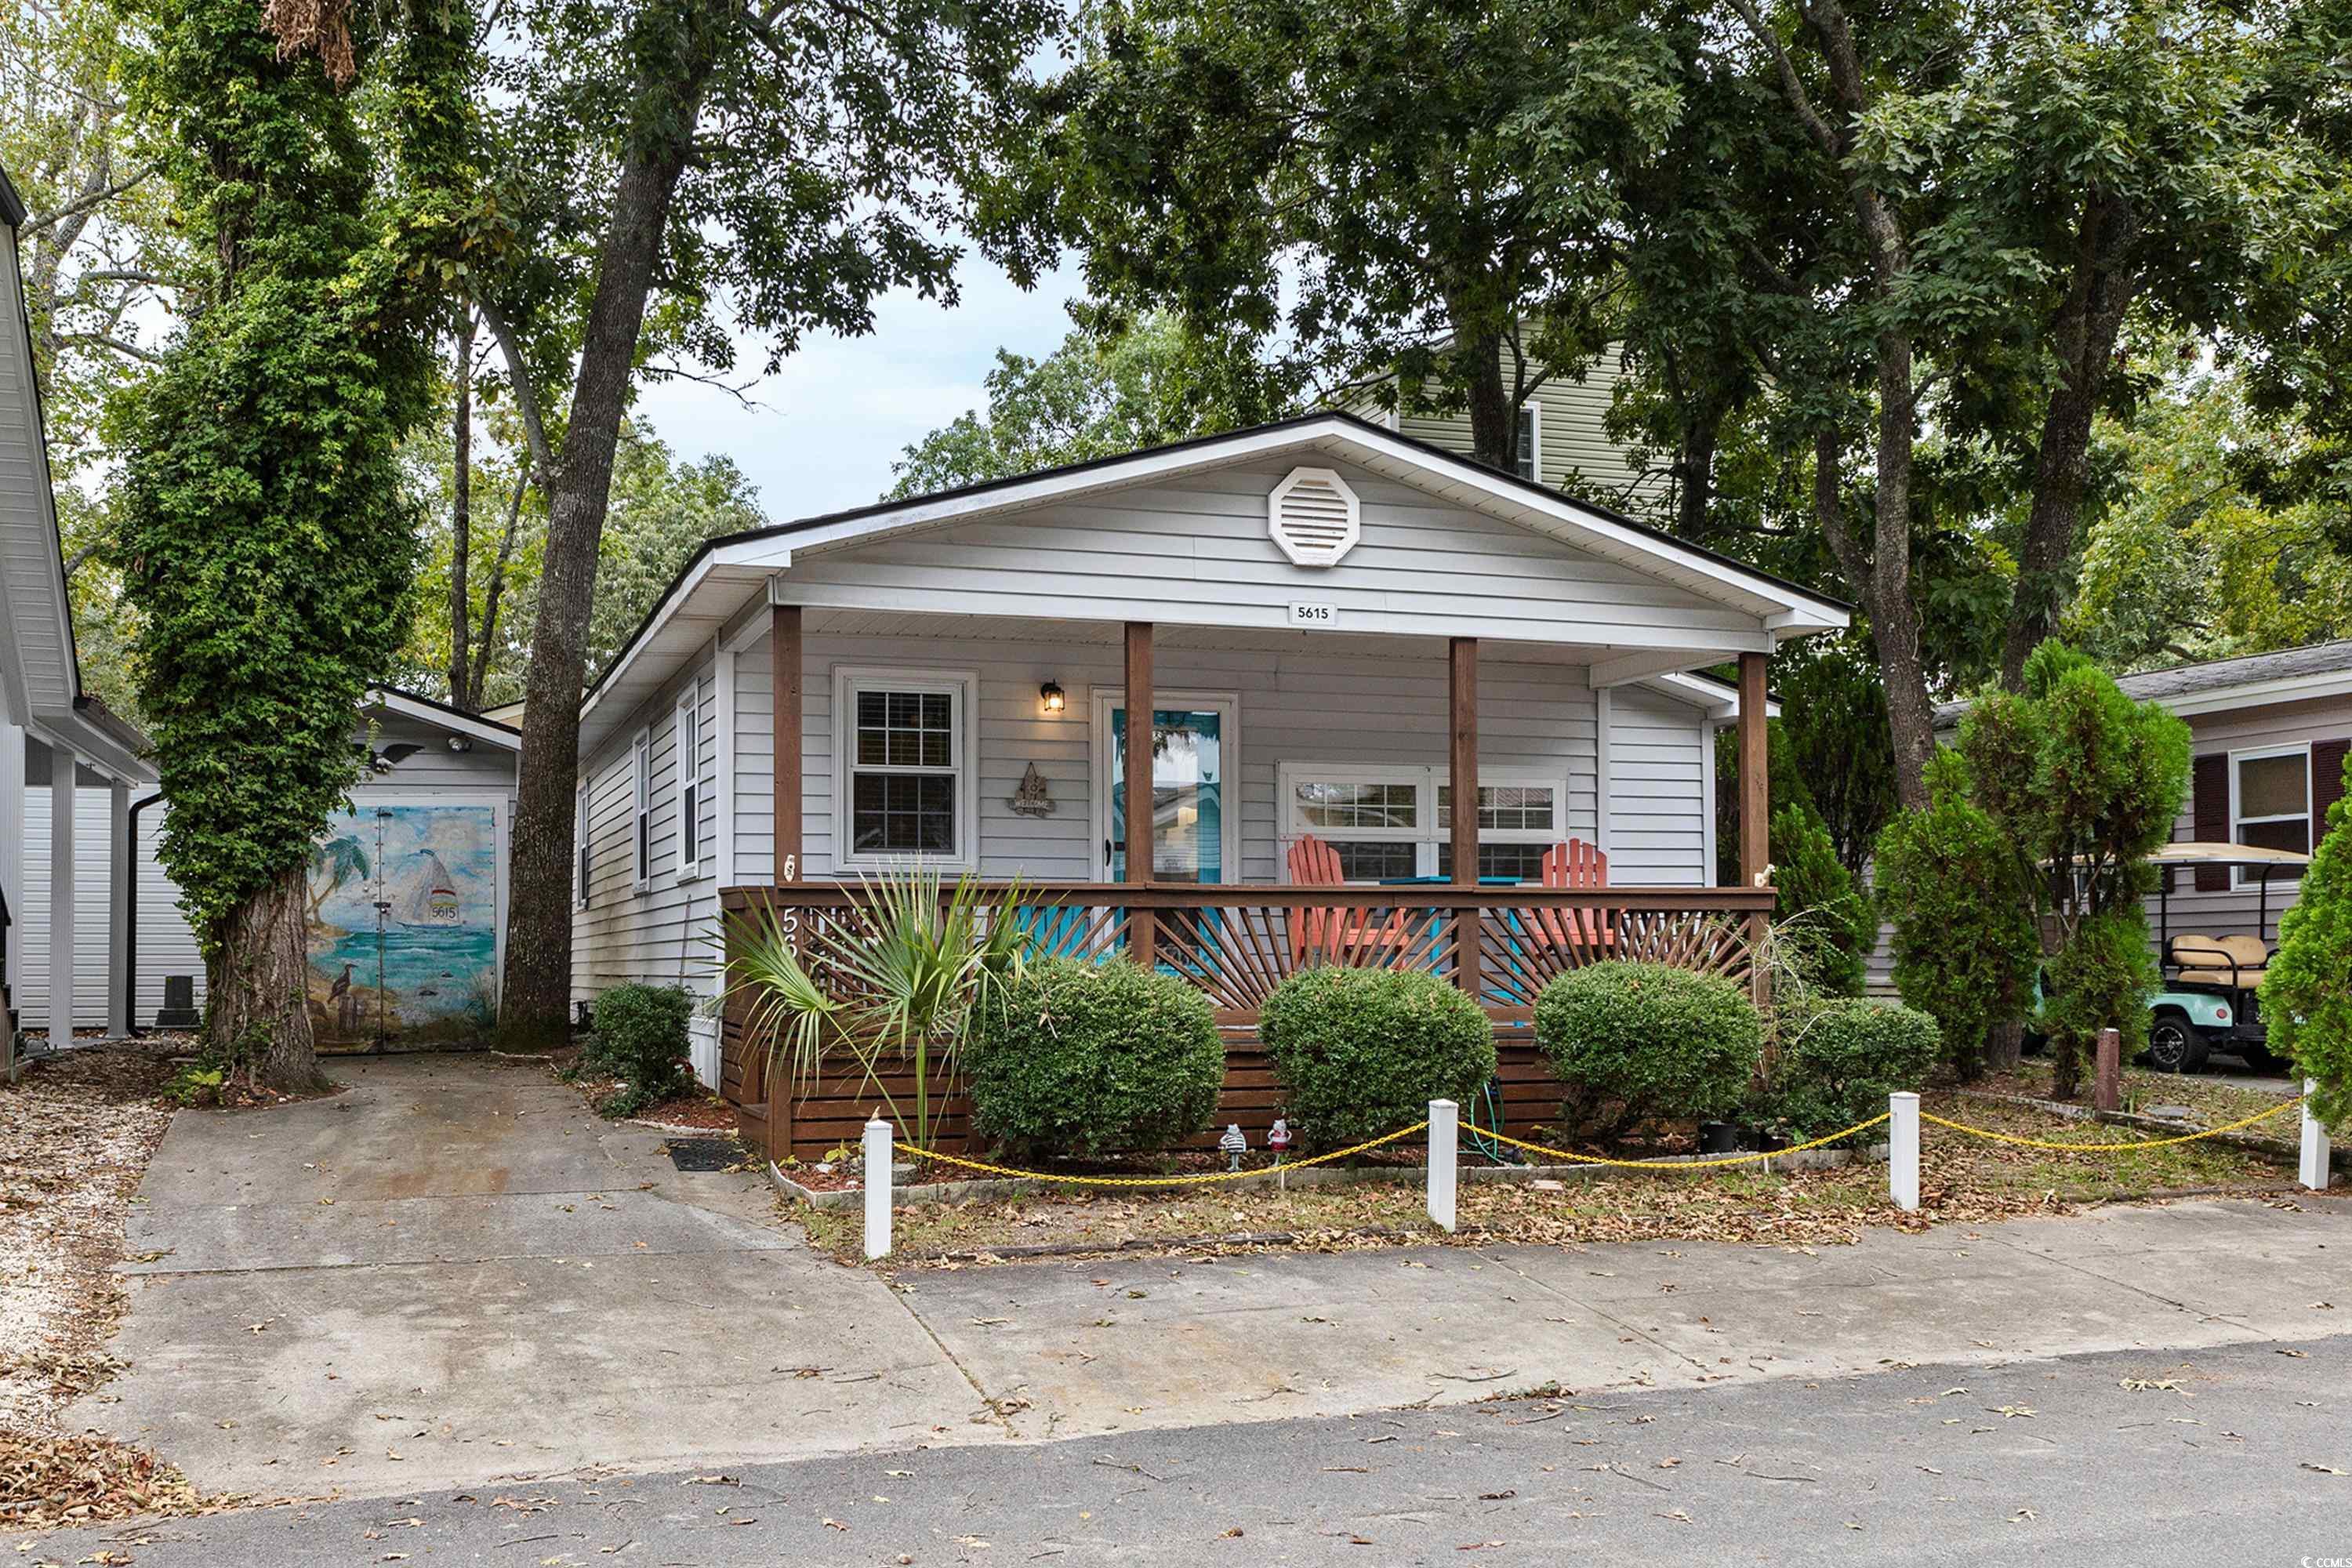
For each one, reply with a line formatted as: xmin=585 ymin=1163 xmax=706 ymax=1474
xmin=1287 ymin=601 xmax=1340 ymax=627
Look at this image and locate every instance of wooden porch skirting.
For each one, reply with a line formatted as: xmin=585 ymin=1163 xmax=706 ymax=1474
xmin=717 ymin=880 xmax=1774 ymax=1165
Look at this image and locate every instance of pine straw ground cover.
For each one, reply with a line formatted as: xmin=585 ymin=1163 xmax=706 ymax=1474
xmin=798 ymin=1090 xmax=2302 ymax=1266
xmin=0 ymin=1040 xmax=236 ymax=1531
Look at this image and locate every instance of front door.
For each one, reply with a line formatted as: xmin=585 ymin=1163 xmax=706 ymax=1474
xmin=1096 ymin=695 xmax=1237 ymax=884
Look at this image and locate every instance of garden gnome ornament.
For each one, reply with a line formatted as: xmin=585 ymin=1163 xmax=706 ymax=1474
xmin=1219 ymin=1123 xmax=1248 ymax=1171
xmin=1269 ymin=1118 xmax=1292 ymax=1164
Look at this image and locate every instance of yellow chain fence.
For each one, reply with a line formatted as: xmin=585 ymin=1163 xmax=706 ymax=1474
xmin=896 ymin=1121 xmax=1430 ymax=1187
xmin=1920 ymin=1095 xmax=2304 ymax=1152
xmin=881 ymin=1096 xmax=2309 ymax=1190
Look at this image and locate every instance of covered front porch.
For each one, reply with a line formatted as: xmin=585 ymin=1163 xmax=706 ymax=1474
xmin=715 ymin=604 xmax=1781 ymax=1159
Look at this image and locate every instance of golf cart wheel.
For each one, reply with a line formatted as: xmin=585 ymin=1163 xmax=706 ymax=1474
xmin=2147 ymin=1013 xmax=2209 ymax=1075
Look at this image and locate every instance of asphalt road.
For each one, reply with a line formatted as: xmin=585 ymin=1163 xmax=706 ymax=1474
xmin=44 ymin=1332 xmax=2352 ymax=1568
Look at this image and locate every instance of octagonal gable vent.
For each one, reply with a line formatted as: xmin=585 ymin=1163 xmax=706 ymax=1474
xmin=1268 ymin=466 xmax=1361 ymax=567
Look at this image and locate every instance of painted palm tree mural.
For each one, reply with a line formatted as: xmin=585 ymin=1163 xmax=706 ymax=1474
xmin=307 ymin=834 xmax=371 ymax=935
xmin=305 ymin=805 xmax=499 ymax=1049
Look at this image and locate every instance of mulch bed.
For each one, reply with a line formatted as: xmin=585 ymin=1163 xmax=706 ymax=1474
xmin=0 ymin=1038 xmax=244 ymax=1531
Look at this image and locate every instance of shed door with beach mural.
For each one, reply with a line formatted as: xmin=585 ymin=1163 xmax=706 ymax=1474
xmin=307 ymin=802 xmax=502 ymax=1049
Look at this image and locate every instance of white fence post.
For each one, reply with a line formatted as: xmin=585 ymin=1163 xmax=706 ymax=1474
xmin=863 ymin=1116 xmax=894 ymax=1261
xmin=1889 ymin=1091 xmax=1920 ymax=1212
xmin=1428 ymin=1099 xmax=1458 ymax=1233
xmin=2303 ymin=1080 xmax=2333 ymax=1193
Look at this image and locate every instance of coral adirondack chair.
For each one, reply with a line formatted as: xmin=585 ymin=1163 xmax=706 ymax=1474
xmin=1529 ymin=838 xmax=1614 ymax=952
xmin=1287 ymin=834 xmax=1410 ymax=967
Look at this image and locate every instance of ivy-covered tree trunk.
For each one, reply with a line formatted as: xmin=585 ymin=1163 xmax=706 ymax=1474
xmin=206 ymin=867 xmax=325 ymax=1093
xmin=116 ymin=0 xmax=470 ymax=1093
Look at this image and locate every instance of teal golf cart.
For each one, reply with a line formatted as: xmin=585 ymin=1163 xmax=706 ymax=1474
xmin=2143 ymin=841 xmax=2311 ymax=1075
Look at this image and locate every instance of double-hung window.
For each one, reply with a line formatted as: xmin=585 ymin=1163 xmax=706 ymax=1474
xmin=630 ymin=728 xmax=652 ymax=892
xmin=574 ymin=785 xmax=591 ymax=907
xmin=836 ymin=668 xmax=975 ymax=869
xmin=1279 ymin=764 xmax=1569 ymax=881
xmin=1515 ymin=403 xmax=1541 ymax=484
xmin=2231 ymin=744 xmax=2310 ymax=885
xmin=675 ymin=691 xmax=703 ymax=880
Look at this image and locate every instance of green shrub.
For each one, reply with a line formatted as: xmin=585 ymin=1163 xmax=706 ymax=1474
xmin=1534 ymin=961 xmax=1761 ymax=1132
xmin=964 ymin=957 xmax=1224 ymax=1156
xmin=1770 ymin=998 xmax=1940 ymax=1139
xmin=2265 ymin=750 xmax=2352 ymax=1124
xmin=1258 ymin=967 xmax=1496 ymax=1150
xmin=1872 ymin=750 xmax=2040 ymax=1076
xmin=584 ymin=983 xmax=697 ymax=1116
xmin=1769 ymin=803 xmax=1874 ymax=998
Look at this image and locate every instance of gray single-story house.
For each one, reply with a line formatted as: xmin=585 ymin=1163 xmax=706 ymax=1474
xmin=564 ymin=412 xmax=1843 ymax=1120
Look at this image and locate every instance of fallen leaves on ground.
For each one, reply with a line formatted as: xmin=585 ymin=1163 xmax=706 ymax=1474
xmin=799 ymin=1091 xmax=2298 ymax=1267
xmin=0 ymin=1039 xmax=239 ymax=1530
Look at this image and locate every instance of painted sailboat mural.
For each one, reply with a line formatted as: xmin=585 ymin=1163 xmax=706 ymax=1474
xmin=305 ymin=804 xmax=499 ymax=1048
xmin=397 ymin=851 xmax=466 ymax=930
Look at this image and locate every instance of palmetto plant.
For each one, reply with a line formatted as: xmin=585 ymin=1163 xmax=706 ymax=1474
xmin=723 ymin=866 xmax=1034 ymax=1153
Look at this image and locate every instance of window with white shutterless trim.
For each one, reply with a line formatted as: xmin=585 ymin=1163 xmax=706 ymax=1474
xmin=1277 ymin=764 xmax=1570 ymax=881
xmin=674 ymin=689 xmax=703 ymax=880
xmin=574 ymin=784 xmax=590 ymax=908
xmin=2230 ymin=742 xmax=2310 ymax=887
xmin=1515 ymin=402 xmax=1541 ymax=484
xmin=834 ymin=667 xmax=977 ymax=869
xmin=630 ymin=727 xmax=652 ymax=892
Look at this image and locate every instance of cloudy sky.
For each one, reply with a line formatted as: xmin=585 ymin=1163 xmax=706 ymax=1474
xmin=632 ymin=255 xmax=1086 ymax=524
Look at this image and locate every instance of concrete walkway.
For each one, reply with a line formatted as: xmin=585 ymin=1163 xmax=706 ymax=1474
xmin=76 ymin=1054 xmax=2351 ymax=1503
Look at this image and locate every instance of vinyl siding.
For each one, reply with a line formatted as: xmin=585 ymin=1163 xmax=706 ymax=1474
xmin=1395 ymin=350 xmax=1668 ymax=515
xmin=688 ymin=626 xmax=1733 ymax=893
xmin=1605 ymin=686 xmax=1710 ymax=886
xmin=775 ymin=454 xmax=1748 ymax=649
xmin=573 ymin=654 xmax=726 ymax=1086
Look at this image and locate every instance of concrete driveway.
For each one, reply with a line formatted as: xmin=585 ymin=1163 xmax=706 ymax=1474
xmin=74 ymin=1053 xmax=2351 ymax=1509
xmin=73 ymin=1054 xmax=981 ymax=1497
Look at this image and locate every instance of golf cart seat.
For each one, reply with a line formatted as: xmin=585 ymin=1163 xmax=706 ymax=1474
xmin=2167 ymin=933 xmax=2270 ymax=988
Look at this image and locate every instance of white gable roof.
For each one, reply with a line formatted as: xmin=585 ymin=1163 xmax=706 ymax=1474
xmin=579 ymin=412 xmax=1846 ymax=755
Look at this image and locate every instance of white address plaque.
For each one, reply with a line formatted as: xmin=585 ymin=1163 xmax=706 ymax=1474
xmin=1287 ymin=601 xmax=1341 ymax=627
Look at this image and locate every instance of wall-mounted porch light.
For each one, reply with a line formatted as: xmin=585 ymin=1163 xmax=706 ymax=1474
xmin=1040 ymin=681 xmax=1066 ymax=714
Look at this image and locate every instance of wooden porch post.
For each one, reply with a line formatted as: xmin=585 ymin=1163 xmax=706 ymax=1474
xmin=1738 ymin=649 xmax=1770 ymax=1005
xmin=1450 ymin=637 xmax=1482 ymax=1002
xmin=763 ymin=601 xmax=803 ymax=1162
xmin=772 ymin=602 xmax=803 ymax=887
xmin=1125 ymin=621 xmax=1156 ymax=967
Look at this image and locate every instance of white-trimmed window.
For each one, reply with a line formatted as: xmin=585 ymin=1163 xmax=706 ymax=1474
xmin=834 ymin=667 xmax=977 ymax=869
xmin=1279 ymin=763 xmax=1568 ymax=881
xmin=1515 ymin=403 xmax=1541 ymax=484
xmin=674 ymin=689 xmax=703 ymax=880
xmin=574 ymin=784 xmax=591 ymax=908
xmin=631 ymin=728 xmax=652 ymax=892
xmin=2231 ymin=743 xmax=2310 ymax=886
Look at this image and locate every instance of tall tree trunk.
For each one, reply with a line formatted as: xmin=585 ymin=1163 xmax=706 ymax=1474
xmin=205 ymin=866 xmax=327 ymax=1094
xmin=1814 ymin=419 xmax=1936 ymax=813
xmin=1672 ymin=391 xmax=1724 ymax=543
xmin=469 ymin=478 xmax=524 ymax=702
xmin=448 ymin=307 xmax=475 ymax=708
xmin=499 ymin=19 xmax=724 ymax=1048
xmin=2001 ymin=195 xmax=2140 ymax=689
xmin=1447 ymin=315 xmax=1517 ymax=473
